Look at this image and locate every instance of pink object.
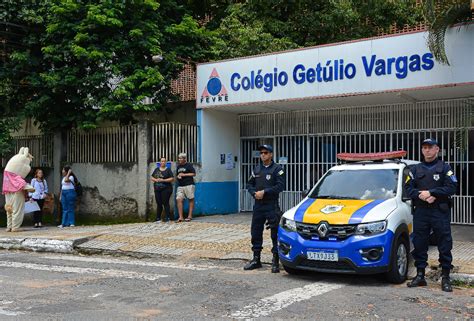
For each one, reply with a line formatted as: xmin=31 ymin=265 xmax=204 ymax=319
xmin=2 ymin=171 xmax=26 ymax=194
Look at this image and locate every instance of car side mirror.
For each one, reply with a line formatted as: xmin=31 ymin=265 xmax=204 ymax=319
xmin=302 ymin=189 xmax=310 ymax=198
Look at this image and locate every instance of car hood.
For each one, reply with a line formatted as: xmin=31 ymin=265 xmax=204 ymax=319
xmin=283 ymin=197 xmax=398 ymax=224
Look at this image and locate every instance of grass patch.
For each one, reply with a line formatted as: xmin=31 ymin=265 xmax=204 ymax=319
xmin=451 ymin=279 xmax=474 ymax=288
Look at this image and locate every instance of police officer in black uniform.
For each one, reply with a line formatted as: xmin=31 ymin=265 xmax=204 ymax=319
xmin=244 ymin=144 xmax=285 ymax=273
xmin=405 ymin=138 xmax=457 ymax=292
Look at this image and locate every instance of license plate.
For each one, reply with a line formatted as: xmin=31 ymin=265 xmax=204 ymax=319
xmin=306 ymin=250 xmax=338 ymax=261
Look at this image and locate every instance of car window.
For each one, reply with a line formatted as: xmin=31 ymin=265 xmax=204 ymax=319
xmin=309 ymin=169 xmax=399 ymax=200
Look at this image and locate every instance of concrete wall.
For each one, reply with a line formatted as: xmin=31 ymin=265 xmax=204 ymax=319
xmin=197 ymin=109 xmax=240 ymax=214
xmin=72 ymin=163 xmax=141 ymax=220
xmin=73 ymin=161 xmax=204 ymax=222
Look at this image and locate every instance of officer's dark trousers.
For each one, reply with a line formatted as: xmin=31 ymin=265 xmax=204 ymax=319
xmin=412 ymin=206 xmax=453 ymax=270
xmin=251 ymin=202 xmax=279 ymax=254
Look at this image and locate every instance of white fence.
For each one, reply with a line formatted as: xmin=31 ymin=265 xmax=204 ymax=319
xmin=151 ymin=122 xmax=198 ymax=163
xmin=65 ymin=122 xmax=198 ymax=164
xmin=1 ymin=135 xmax=54 ymax=168
xmin=240 ymin=98 xmax=474 ymax=225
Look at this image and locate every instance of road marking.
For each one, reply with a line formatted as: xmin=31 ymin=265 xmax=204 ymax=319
xmin=0 ymin=301 xmax=25 ymax=316
xmin=229 ymin=281 xmax=344 ymax=319
xmin=0 ymin=261 xmax=167 ymax=281
xmin=89 ymin=293 xmax=103 ymax=298
xmin=42 ymin=254 xmax=218 ymax=271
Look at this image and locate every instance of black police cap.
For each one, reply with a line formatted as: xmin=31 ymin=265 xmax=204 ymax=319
xmin=258 ymin=144 xmax=273 ymax=153
xmin=422 ymin=138 xmax=438 ymax=146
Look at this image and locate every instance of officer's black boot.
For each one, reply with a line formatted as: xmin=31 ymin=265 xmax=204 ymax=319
xmin=407 ymin=268 xmax=427 ymax=287
xmin=271 ymin=253 xmax=280 ymax=273
xmin=244 ymin=252 xmax=262 ymax=270
xmin=441 ymin=268 xmax=453 ymax=292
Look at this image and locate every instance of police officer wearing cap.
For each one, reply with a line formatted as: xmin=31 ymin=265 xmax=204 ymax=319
xmin=244 ymin=144 xmax=285 ymax=273
xmin=405 ymin=138 xmax=457 ymax=292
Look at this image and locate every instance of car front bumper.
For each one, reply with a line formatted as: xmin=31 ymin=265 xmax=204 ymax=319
xmin=278 ymin=226 xmax=394 ymax=274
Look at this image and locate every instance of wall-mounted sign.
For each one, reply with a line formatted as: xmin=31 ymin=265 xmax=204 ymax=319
xmin=278 ymin=157 xmax=288 ymax=165
xmin=197 ymin=26 xmax=473 ymax=108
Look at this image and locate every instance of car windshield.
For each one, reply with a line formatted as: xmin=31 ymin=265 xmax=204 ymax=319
xmin=309 ymin=169 xmax=399 ymax=200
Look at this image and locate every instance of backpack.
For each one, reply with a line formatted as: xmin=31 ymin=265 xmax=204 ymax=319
xmin=73 ymin=178 xmax=83 ymax=197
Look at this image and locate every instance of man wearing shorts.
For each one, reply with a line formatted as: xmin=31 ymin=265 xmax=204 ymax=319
xmin=176 ymin=153 xmax=196 ymax=222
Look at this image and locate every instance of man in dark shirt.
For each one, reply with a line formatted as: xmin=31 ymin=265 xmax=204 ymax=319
xmin=405 ymin=138 xmax=457 ymax=292
xmin=244 ymin=144 xmax=285 ymax=273
xmin=176 ymin=153 xmax=196 ymax=222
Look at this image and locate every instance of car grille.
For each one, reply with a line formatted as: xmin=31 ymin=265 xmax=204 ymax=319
xmin=296 ymin=222 xmax=356 ymax=240
xmin=299 ymin=259 xmax=355 ymax=272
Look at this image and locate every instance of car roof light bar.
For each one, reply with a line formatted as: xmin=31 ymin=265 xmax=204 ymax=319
xmin=337 ymin=150 xmax=407 ymax=163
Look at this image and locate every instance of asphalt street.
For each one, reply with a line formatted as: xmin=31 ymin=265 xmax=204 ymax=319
xmin=0 ymin=251 xmax=472 ymax=320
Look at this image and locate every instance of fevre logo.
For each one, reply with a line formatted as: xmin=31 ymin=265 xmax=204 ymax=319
xmin=200 ymin=68 xmax=229 ymax=104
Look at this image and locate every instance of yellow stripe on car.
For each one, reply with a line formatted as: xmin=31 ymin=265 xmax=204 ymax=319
xmin=302 ymin=199 xmax=374 ymax=225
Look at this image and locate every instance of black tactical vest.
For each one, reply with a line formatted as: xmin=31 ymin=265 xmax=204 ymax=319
xmin=413 ymin=160 xmax=449 ymax=207
xmin=254 ymin=163 xmax=280 ymax=202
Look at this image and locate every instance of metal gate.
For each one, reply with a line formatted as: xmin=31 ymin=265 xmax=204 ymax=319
xmin=240 ymin=98 xmax=474 ymax=225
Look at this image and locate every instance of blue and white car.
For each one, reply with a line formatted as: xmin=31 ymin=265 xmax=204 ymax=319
xmin=278 ymin=159 xmax=418 ymax=283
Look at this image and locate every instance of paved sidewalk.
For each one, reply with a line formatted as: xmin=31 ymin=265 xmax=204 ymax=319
xmin=0 ymin=213 xmax=472 ymax=280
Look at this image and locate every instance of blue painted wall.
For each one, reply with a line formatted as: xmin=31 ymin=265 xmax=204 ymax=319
xmin=176 ymin=181 xmax=239 ymax=216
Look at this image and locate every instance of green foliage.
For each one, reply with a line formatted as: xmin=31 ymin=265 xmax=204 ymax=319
xmin=210 ymin=4 xmax=297 ymax=59
xmin=0 ymin=0 xmax=213 ymax=134
xmin=0 ymin=118 xmax=21 ymax=158
xmin=422 ymin=0 xmax=472 ymax=65
xmin=207 ymin=0 xmax=423 ymax=59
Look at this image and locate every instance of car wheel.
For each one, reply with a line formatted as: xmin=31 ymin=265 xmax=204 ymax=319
xmin=283 ymin=264 xmax=303 ymax=275
xmin=385 ymin=236 xmax=409 ymax=284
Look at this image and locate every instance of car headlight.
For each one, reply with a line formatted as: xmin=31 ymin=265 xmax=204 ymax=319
xmin=280 ymin=217 xmax=297 ymax=232
xmin=355 ymin=220 xmax=387 ymax=235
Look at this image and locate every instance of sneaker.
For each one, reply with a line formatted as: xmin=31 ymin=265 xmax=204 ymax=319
xmin=57 ymin=225 xmax=64 ymax=228
xmin=70 ymin=225 xmax=75 ymax=227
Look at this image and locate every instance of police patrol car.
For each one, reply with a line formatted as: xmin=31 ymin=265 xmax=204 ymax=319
xmin=278 ymin=151 xmax=417 ymax=283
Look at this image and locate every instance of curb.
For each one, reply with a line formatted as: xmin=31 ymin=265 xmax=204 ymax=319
xmin=451 ymin=273 xmax=474 ymax=285
xmin=0 ymin=237 xmax=90 ymax=254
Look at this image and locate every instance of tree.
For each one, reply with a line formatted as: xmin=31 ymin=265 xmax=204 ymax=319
xmin=0 ymin=0 xmax=213 ymax=134
xmin=207 ymin=0 xmax=423 ymax=59
xmin=0 ymin=118 xmax=20 ymax=158
xmin=210 ymin=4 xmax=297 ymax=59
xmin=422 ymin=0 xmax=472 ymax=65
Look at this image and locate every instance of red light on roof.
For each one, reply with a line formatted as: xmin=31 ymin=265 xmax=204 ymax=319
xmin=337 ymin=151 xmax=407 ymax=161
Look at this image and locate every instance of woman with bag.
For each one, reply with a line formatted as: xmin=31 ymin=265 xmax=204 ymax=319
xmin=58 ymin=166 xmax=77 ymax=228
xmin=151 ymin=157 xmax=174 ymax=222
xmin=29 ymin=169 xmax=49 ymax=228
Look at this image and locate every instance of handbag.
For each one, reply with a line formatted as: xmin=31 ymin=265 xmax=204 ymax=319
xmin=42 ymin=193 xmax=54 ymax=215
xmin=24 ymin=200 xmax=40 ymax=214
xmin=72 ymin=180 xmax=83 ymax=196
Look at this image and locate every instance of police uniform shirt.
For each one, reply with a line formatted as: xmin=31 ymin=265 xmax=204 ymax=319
xmin=247 ymin=161 xmax=285 ymax=202
xmin=405 ymin=159 xmax=457 ymax=208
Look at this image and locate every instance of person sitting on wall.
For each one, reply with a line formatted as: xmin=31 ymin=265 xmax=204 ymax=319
xmin=175 ymin=153 xmax=196 ymax=223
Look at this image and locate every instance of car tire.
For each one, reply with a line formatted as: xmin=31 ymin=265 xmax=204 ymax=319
xmin=282 ymin=264 xmax=303 ymax=275
xmin=385 ymin=235 xmax=409 ymax=284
